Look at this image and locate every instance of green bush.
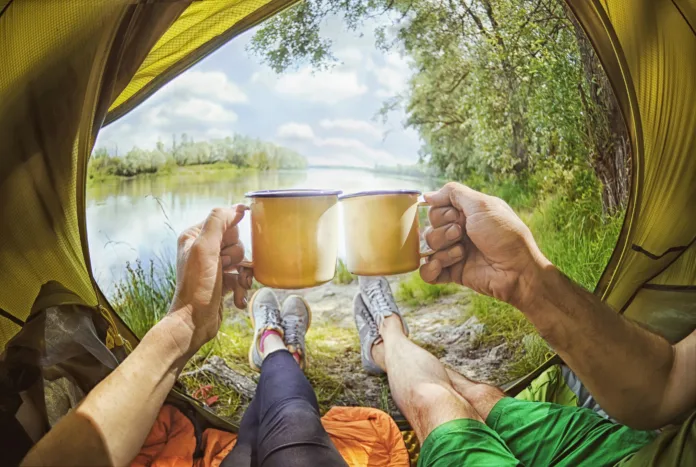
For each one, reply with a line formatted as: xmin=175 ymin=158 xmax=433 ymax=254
xmin=529 ymin=171 xmax=621 ymax=290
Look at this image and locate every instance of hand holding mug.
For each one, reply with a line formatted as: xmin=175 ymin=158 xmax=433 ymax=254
xmin=420 ymin=182 xmax=550 ymax=308
xmin=168 ymin=205 xmax=254 ymax=356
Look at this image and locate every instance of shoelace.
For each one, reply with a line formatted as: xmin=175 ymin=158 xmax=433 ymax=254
xmin=365 ymin=309 xmax=379 ymax=336
xmin=284 ymin=319 xmax=303 ymax=346
xmin=364 ymin=280 xmax=394 ymax=314
xmin=260 ymin=304 xmax=282 ymax=329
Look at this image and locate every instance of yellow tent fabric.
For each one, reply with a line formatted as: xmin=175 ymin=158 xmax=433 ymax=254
xmin=567 ymin=0 xmax=696 ymax=342
xmin=508 ymin=0 xmax=696 ymax=392
xmin=105 ymin=0 xmax=298 ymax=125
xmin=0 ymin=0 xmax=297 ymax=351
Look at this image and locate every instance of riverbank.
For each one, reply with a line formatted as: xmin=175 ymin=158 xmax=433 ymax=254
xmin=87 ymin=162 xmax=261 ymax=188
xmin=88 ymin=162 xmax=442 ymax=189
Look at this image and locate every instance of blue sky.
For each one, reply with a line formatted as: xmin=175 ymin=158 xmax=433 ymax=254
xmin=96 ymin=16 xmax=422 ymax=168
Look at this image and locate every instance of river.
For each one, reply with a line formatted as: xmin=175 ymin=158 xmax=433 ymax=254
xmin=86 ymin=167 xmax=440 ymax=292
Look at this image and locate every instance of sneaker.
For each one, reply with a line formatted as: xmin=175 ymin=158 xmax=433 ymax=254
xmin=280 ymin=295 xmax=312 ymax=370
xmin=353 ymin=293 xmax=385 ymax=375
xmin=358 ymin=276 xmax=409 ymax=336
xmin=247 ymin=288 xmax=284 ymax=372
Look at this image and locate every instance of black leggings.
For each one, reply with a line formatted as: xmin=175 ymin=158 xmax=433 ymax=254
xmin=221 ymin=350 xmax=348 ymax=467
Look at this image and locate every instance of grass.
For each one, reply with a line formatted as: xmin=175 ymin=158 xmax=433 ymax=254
xmin=112 ymin=258 xmax=176 ymax=339
xmin=304 ymin=324 xmax=363 ymax=412
xmin=529 ymin=195 xmax=622 ymax=290
xmin=396 ymin=271 xmax=459 ymax=306
xmin=333 ymin=258 xmax=355 ymax=285
xmin=110 ymin=255 xmax=356 ymax=420
xmin=181 ymin=318 xmax=359 ymax=420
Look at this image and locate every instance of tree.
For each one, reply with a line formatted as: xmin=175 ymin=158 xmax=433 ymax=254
xmin=568 ymin=12 xmax=630 ymax=212
xmin=90 ymin=133 xmax=308 ymax=177
xmin=250 ymin=0 xmax=630 ymax=213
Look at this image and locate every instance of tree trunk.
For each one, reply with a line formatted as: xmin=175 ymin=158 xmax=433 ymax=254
xmin=511 ymin=114 xmax=529 ymax=174
xmin=569 ymin=11 xmax=631 ymax=214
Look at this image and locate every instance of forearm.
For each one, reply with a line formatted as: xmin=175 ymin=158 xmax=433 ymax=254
xmin=517 ymin=263 xmax=676 ymax=429
xmin=22 ymin=313 xmax=193 ymax=466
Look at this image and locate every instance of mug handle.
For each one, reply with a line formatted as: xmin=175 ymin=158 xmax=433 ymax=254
xmin=235 ymin=205 xmax=254 ymax=269
xmin=417 ymin=200 xmax=436 ymax=258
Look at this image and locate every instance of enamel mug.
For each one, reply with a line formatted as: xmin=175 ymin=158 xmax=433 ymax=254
xmin=339 ymin=189 xmax=432 ymax=276
xmin=242 ymin=189 xmax=342 ymax=288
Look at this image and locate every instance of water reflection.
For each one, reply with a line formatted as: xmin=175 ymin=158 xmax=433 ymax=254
xmin=86 ymin=168 xmax=439 ymax=292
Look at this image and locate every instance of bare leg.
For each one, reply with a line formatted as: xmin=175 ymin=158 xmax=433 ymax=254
xmin=261 ymin=333 xmax=287 ymax=358
xmin=446 ymin=369 xmax=505 ymax=421
xmin=373 ymin=316 xmax=483 ymax=442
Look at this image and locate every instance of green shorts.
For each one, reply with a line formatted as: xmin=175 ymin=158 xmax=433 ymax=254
xmin=418 ymin=398 xmax=656 ymax=466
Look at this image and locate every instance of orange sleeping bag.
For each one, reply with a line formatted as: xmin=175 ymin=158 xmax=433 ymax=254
xmin=131 ymin=405 xmax=410 ymax=467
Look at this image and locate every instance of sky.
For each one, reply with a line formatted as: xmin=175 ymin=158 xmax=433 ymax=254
xmin=96 ymin=16 xmax=422 ymax=168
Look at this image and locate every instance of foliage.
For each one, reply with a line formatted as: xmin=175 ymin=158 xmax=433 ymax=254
xmin=250 ymin=0 xmax=629 ymax=214
xmin=89 ymin=133 xmax=307 ymax=179
xmin=112 ymin=259 xmax=176 ymax=339
xmin=529 ymin=174 xmax=622 ymax=291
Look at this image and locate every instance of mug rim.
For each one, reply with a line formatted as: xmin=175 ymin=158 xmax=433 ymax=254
xmin=245 ymin=189 xmax=343 ymax=198
xmin=338 ymin=189 xmax=422 ymax=200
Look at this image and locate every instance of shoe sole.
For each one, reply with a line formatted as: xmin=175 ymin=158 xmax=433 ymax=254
xmin=282 ymin=295 xmax=312 ymax=370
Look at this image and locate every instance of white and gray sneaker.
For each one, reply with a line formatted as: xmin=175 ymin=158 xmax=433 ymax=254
xmin=358 ymin=276 xmax=409 ymax=336
xmin=281 ymin=295 xmax=312 ymax=370
xmin=247 ymin=288 xmax=284 ymax=372
xmin=353 ymin=293 xmax=385 ymax=375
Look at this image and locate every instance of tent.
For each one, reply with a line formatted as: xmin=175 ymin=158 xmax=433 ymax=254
xmin=0 ymin=0 xmax=695 ymax=455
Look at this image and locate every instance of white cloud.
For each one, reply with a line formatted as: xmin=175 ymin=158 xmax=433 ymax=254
xmin=374 ymin=53 xmax=412 ymax=97
xmin=98 ymin=69 xmax=245 ymax=151
xmin=274 ymin=120 xmax=400 ymax=167
xmin=335 ymin=47 xmax=364 ymax=65
xmin=253 ymin=67 xmax=368 ymax=104
xmin=319 ymin=118 xmax=383 ymax=139
xmin=147 ymin=98 xmax=238 ymax=125
xmin=157 ymin=70 xmax=248 ymax=104
xmin=277 ymin=122 xmax=315 ymax=140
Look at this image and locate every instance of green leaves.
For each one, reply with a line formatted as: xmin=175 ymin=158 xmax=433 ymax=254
xmin=250 ymin=0 xmax=627 ymax=212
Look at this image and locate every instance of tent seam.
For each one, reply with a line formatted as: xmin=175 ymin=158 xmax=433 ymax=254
xmin=631 ymin=243 xmax=691 ymax=260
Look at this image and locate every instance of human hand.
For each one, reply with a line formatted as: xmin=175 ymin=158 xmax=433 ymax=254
xmin=166 ymin=206 xmax=254 ymax=356
xmin=419 ymin=182 xmax=550 ymax=308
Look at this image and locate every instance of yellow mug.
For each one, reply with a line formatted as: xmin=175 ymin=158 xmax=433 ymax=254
xmin=241 ymin=189 xmax=342 ymax=289
xmin=339 ymin=190 xmax=432 ymax=276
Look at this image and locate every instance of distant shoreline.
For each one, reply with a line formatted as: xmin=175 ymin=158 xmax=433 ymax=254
xmin=87 ymin=162 xmax=260 ymax=187
xmin=87 ymin=163 xmax=440 ymax=188
xmin=308 ymin=164 xmax=441 ymax=181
